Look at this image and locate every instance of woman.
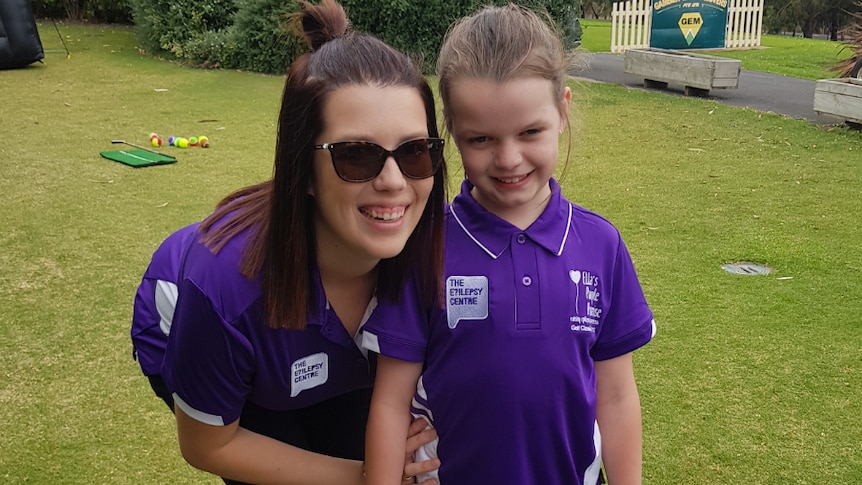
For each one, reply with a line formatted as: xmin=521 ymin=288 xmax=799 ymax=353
xmin=161 ymin=1 xmax=446 ymax=483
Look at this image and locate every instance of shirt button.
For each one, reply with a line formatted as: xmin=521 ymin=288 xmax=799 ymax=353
xmin=516 ymin=234 xmax=527 ymax=244
xmin=522 ymin=275 xmax=532 ymax=286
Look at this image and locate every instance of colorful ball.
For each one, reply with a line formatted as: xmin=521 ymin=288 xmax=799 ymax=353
xmin=177 ymin=138 xmax=189 ymax=148
xmin=188 ymin=136 xmax=199 ymax=146
xmin=198 ymin=136 xmax=209 ymax=148
xmin=151 ymin=136 xmax=162 ymax=147
xmin=167 ymin=136 xmax=177 ymax=147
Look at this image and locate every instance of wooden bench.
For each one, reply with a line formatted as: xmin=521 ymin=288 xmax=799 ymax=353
xmin=813 ymin=78 xmax=862 ymax=127
xmin=623 ymin=48 xmax=742 ymax=97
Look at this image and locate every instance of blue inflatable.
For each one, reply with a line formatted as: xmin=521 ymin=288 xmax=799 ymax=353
xmin=0 ymin=0 xmax=45 ymax=69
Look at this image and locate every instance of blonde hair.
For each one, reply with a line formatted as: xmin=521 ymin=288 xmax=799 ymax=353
xmin=436 ymin=3 xmax=575 ymax=133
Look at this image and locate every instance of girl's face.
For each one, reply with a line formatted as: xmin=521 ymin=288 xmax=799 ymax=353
xmin=448 ymin=76 xmax=571 ymax=229
xmin=310 ymin=84 xmax=434 ymax=267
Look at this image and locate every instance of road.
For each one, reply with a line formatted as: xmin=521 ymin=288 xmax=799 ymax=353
xmin=573 ymin=52 xmax=838 ymax=124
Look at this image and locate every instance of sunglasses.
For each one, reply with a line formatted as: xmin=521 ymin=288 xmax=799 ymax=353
xmin=314 ymin=138 xmax=444 ymax=183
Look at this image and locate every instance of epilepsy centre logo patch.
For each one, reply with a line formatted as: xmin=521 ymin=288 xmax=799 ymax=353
xmin=446 ymin=276 xmax=488 ymax=329
xmin=291 ymin=352 xmax=328 ymax=397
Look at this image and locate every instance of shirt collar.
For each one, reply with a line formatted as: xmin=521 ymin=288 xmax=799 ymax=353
xmin=449 ymin=178 xmax=571 ymax=259
xmin=308 ymin=265 xmax=377 ymax=330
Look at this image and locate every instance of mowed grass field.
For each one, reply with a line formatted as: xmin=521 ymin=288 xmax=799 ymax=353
xmin=1 ymin=21 xmax=860 ymax=484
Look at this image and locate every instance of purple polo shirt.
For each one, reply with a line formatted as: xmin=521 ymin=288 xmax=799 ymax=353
xmin=163 ymin=222 xmax=374 ymax=426
xmin=131 ymin=223 xmax=201 ymax=376
xmin=363 ymin=178 xmax=655 ymax=485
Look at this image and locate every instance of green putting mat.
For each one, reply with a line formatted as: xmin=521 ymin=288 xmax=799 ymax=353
xmin=100 ymin=149 xmax=177 ymax=167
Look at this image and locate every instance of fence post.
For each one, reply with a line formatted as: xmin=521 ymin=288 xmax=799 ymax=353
xmin=754 ymin=0 xmax=763 ymax=47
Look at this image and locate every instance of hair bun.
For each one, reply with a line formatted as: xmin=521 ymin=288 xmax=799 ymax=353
xmin=296 ymin=0 xmax=349 ymax=51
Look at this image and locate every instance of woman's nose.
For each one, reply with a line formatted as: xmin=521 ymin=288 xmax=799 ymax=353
xmin=371 ymin=156 xmax=408 ymax=191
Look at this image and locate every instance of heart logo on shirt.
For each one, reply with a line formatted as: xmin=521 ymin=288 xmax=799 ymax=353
xmin=569 ymin=269 xmax=581 ymax=284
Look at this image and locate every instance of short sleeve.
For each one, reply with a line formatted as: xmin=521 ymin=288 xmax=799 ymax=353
xmin=590 ymin=235 xmax=655 ymax=361
xmin=361 ymin=279 xmax=429 ymax=363
xmin=163 ymin=277 xmax=255 ymax=425
xmin=131 ymin=277 xmax=162 ymax=374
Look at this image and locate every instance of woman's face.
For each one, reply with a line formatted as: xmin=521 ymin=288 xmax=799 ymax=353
xmin=310 ymin=84 xmax=434 ymax=267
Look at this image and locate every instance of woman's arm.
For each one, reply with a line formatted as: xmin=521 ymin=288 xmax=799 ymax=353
xmin=365 ymin=355 xmax=425 ymax=485
xmin=595 ymin=352 xmax=643 ymax=485
xmin=175 ymin=406 xmax=364 ymax=485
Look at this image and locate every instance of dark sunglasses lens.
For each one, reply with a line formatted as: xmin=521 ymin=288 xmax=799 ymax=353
xmin=331 ymin=143 xmax=384 ymax=181
xmin=394 ymin=139 xmax=441 ymax=179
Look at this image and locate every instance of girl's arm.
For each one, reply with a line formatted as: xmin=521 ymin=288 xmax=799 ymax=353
xmin=595 ymin=352 xmax=643 ymax=485
xmin=365 ymin=355 xmax=425 ymax=485
xmin=175 ymin=407 xmax=365 ymax=485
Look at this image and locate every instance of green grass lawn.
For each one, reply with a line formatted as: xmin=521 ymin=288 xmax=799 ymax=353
xmin=579 ymin=19 xmax=853 ymax=80
xmin=1 ymin=22 xmax=861 ymax=484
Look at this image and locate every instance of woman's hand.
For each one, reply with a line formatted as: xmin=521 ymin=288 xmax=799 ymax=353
xmin=403 ymin=417 xmax=439 ymax=484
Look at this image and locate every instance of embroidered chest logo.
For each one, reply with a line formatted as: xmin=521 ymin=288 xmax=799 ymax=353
xmin=569 ymin=269 xmax=602 ymax=333
xmin=291 ymin=352 xmax=329 ymax=397
xmin=446 ymin=276 xmax=489 ymax=329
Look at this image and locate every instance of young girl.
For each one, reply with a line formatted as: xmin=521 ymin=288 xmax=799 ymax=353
xmin=363 ymin=4 xmax=656 ymax=484
xmin=161 ymin=1 xmax=445 ymax=483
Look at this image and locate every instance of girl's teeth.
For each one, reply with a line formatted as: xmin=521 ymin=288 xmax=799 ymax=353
xmin=498 ymin=175 xmax=525 ymax=184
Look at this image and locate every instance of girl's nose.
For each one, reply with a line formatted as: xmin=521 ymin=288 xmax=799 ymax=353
xmin=494 ymin=139 xmax=521 ymax=169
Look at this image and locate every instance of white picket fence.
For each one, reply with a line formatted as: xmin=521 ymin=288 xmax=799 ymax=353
xmin=726 ymin=0 xmax=763 ymax=48
xmin=610 ymin=0 xmax=764 ymax=53
xmin=610 ymin=0 xmax=652 ymax=53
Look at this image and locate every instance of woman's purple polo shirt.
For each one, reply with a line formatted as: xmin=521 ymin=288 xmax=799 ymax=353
xmin=131 ymin=222 xmax=200 ymax=376
xmin=162 ymin=224 xmax=376 ymax=426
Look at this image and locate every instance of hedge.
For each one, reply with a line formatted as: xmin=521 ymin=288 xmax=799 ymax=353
xmin=38 ymin=0 xmax=583 ymax=75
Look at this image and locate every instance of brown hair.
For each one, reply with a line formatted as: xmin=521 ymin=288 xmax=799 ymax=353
xmin=436 ymin=3 xmax=574 ymax=134
xmin=200 ymin=0 xmax=446 ymax=330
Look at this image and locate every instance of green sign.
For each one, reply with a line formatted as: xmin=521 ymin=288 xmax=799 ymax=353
xmin=650 ymin=0 xmax=728 ymax=49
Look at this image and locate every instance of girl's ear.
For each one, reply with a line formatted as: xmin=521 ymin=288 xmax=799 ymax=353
xmin=560 ymin=86 xmax=573 ymax=130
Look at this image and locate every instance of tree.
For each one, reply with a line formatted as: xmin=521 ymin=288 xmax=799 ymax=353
xmin=763 ymin=0 xmax=860 ymax=38
xmin=581 ymin=0 xmax=613 ymax=19
xmin=835 ymin=1 xmax=862 ymax=77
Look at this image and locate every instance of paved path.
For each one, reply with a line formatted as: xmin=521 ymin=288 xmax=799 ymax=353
xmin=573 ymin=52 xmax=836 ymax=124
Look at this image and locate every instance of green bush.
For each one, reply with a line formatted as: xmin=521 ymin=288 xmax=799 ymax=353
xmin=338 ymin=0 xmax=461 ymax=72
xmin=31 ymin=0 xmax=131 ymax=23
xmin=125 ymin=0 xmax=582 ymax=75
xmin=341 ymin=0 xmax=582 ymax=73
xmin=182 ymin=28 xmax=236 ymax=69
xmin=228 ymin=0 xmax=305 ymax=74
xmin=128 ymin=0 xmax=236 ymax=59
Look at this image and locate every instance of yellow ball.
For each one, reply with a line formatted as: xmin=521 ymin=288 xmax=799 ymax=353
xmin=198 ymin=136 xmax=210 ymax=148
xmin=177 ymin=138 xmax=189 ymax=148
xmin=151 ymin=137 xmax=162 ymax=147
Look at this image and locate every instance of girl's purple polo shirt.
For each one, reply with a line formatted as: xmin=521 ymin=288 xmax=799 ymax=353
xmin=131 ymin=222 xmax=200 ymax=376
xmin=163 ymin=224 xmax=375 ymax=426
xmin=363 ymin=179 xmax=655 ymax=485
